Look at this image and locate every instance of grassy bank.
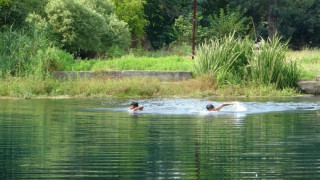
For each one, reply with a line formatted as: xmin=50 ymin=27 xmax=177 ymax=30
xmin=286 ymin=49 xmax=320 ymax=80
xmin=0 ymin=76 xmax=298 ymax=99
xmin=0 ymin=28 xmax=317 ymax=99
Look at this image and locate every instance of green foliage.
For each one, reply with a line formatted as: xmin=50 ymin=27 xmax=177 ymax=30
xmin=0 ymin=27 xmax=49 ymax=77
xmin=144 ymin=0 xmax=189 ymax=49
xmin=131 ymin=43 xmax=191 ymax=57
xmin=111 ymin=0 xmax=148 ymax=40
xmin=194 ymin=33 xmax=252 ymax=84
xmin=106 ymin=45 xmax=126 ymax=59
xmin=0 ymin=0 xmax=11 ymax=7
xmin=195 ymin=33 xmax=299 ymax=89
xmin=71 ymin=56 xmax=192 ymax=71
xmin=208 ymin=6 xmax=251 ymax=38
xmin=34 ymin=47 xmax=74 ymax=75
xmin=248 ymin=37 xmax=298 ymax=89
xmin=27 ymin=0 xmax=130 ymax=57
xmin=73 ymin=56 xmax=192 ymax=71
xmin=173 ymin=6 xmax=250 ymax=45
xmin=174 ymin=12 xmax=209 ymax=44
xmin=0 ymin=27 xmax=74 ymax=78
xmin=230 ymin=0 xmax=320 ymax=48
xmin=104 ymin=14 xmax=131 ymax=51
xmin=0 ymin=0 xmax=48 ymax=29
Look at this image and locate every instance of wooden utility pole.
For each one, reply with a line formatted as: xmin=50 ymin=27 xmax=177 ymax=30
xmin=192 ymin=0 xmax=196 ymax=59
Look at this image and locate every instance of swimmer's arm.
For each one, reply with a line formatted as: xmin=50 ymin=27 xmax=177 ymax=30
xmin=134 ymin=106 xmax=144 ymax=111
xmin=215 ymin=103 xmax=233 ymax=111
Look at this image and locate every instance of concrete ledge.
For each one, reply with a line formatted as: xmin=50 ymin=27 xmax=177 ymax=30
xmin=53 ymin=71 xmax=193 ymax=81
xmin=298 ymin=81 xmax=320 ymax=95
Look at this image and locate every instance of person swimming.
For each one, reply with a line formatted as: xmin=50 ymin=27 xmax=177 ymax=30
xmin=130 ymin=102 xmax=144 ymax=111
xmin=206 ymin=103 xmax=233 ymax=111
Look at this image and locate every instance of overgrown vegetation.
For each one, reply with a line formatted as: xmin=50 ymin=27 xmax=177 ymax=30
xmin=195 ymin=34 xmax=299 ymax=89
xmin=0 ymin=27 xmax=73 ymax=78
xmin=0 ymin=75 xmax=298 ymax=99
xmin=26 ymin=0 xmax=131 ymax=58
xmin=1 ymin=0 xmax=319 ymax=99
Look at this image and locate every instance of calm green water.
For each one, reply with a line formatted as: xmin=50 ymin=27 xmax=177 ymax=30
xmin=0 ymin=98 xmax=320 ymax=179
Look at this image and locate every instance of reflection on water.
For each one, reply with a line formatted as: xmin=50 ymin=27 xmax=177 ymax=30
xmin=0 ymin=97 xmax=320 ymax=179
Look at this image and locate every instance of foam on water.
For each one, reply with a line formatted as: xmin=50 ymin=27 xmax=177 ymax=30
xmin=84 ymin=98 xmax=320 ymax=116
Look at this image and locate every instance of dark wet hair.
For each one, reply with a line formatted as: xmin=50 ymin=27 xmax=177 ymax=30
xmin=130 ymin=102 xmax=139 ymax=107
xmin=206 ymin=104 xmax=214 ymax=110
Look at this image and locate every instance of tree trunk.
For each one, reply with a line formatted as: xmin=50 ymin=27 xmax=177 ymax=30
xmin=267 ymin=0 xmax=278 ymax=39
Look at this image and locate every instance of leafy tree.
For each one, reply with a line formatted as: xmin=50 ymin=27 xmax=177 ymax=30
xmin=144 ymin=0 xmax=191 ymax=49
xmin=174 ymin=5 xmax=250 ymax=45
xmin=111 ymin=0 xmax=148 ymax=41
xmin=0 ymin=0 xmax=11 ymax=7
xmin=28 ymin=0 xmax=131 ymax=58
xmin=174 ymin=12 xmax=208 ymax=44
xmin=198 ymin=0 xmax=229 ymax=20
xmin=231 ymin=0 xmax=320 ymax=48
xmin=276 ymin=0 xmax=320 ymax=48
xmin=208 ymin=6 xmax=251 ymax=38
xmin=0 ymin=0 xmax=48 ymax=29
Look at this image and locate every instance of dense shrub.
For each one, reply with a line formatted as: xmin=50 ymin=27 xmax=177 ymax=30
xmin=28 ymin=0 xmax=131 ymax=58
xmin=174 ymin=6 xmax=251 ymax=45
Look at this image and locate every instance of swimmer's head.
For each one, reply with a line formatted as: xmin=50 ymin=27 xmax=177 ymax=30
xmin=130 ymin=102 xmax=139 ymax=109
xmin=206 ymin=104 xmax=214 ymax=110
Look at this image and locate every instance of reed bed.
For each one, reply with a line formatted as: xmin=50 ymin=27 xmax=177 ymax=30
xmin=194 ymin=34 xmax=252 ymax=84
xmin=195 ymin=34 xmax=299 ymax=89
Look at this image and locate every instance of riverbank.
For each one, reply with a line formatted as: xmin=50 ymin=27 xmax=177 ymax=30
xmin=0 ymin=75 xmax=299 ymax=99
xmin=0 ymin=49 xmax=318 ymax=99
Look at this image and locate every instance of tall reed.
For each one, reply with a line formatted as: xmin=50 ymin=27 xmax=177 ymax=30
xmin=195 ymin=33 xmax=299 ymax=89
xmin=0 ymin=27 xmax=50 ymax=77
xmin=194 ymin=33 xmax=252 ymax=84
xmin=248 ymin=37 xmax=298 ymax=89
xmin=0 ymin=26 xmax=74 ymax=78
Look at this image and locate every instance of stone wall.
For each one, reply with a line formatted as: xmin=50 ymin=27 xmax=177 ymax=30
xmin=53 ymin=70 xmax=193 ymax=81
xmin=298 ymin=76 xmax=320 ymax=95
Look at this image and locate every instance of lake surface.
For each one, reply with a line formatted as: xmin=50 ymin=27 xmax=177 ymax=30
xmin=0 ymin=97 xmax=320 ymax=179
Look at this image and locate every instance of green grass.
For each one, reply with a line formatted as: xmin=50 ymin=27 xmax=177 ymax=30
xmin=71 ymin=55 xmax=193 ymax=71
xmin=286 ymin=49 xmax=320 ymax=80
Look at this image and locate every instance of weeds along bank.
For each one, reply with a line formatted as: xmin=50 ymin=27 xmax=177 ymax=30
xmin=0 ymin=76 xmax=297 ymax=99
xmin=0 ymin=29 xmax=307 ymax=98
